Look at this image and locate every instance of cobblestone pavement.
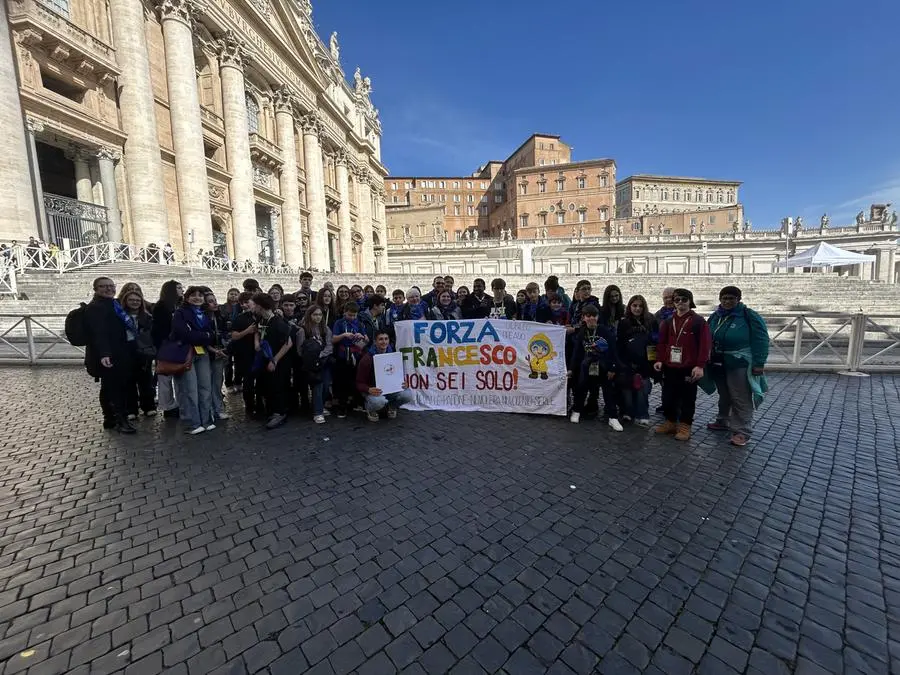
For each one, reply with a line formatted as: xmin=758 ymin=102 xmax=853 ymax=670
xmin=1 ymin=368 xmax=899 ymax=675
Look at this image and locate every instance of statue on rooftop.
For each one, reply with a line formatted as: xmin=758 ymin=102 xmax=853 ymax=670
xmin=329 ymin=32 xmax=340 ymax=62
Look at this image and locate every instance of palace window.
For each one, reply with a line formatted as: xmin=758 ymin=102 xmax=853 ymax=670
xmin=663 ymin=189 xmax=669 ymax=200
xmin=480 ymin=182 xmax=487 ymax=189
xmin=599 ymin=207 xmax=608 ymax=220
xmin=632 ymin=222 xmax=641 ymax=232
xmin=453 ymin=181 xmax=460 ymax=188
xmin=709 ymin=215 xmax=717 ymax=224
xmin=634 ymin=188 xmax=641 ymax=199
xmin=539 ymin=213 xmax=547 ymax=226
xmin=673 ymin=188 xmax=680 ymax=201
xmin=453 ymin=194 xmax=460 ymax=202
xmin=246 ymin=93 xmax=260 ymax=134
xmin=728 ymin=210 xmax=736 ymax=222
xmin=495 ymin=194 xmax=503 ymax=203
xmin=556 ymin=179 xmax=564 ymax=192
xmin=578 ymin=211 xmax=586 ymax=223
xmin=576 ymin=177 xmax=586 ymax=189
xmin=520 ymin=214 xmax=528 ymax=228
xmin=391 ymin=196 xmax=398 ymax=203
xmin=690 ymin=216 xmax=697 ymax=225
xmin=539 ymin=182 xmax=546 ymax=194
xmin=481 ymin=195 xmax=488 ymax=203
xmin=467 ymin=205 xmax=475 ymax=216
xmin=520 ymin=184 xmax=527 ymax=196
xmin=405 ymin=182 xmax=412 ymax=189
xmin=600 ymin=174 xmax=608 ymax=187
xmin=454 ymin=205 xmax=460 ymax=216
xmin=557 ymin=211 xmax=565 ymax=224
xmin=467 ymin=194 xmax=474 ymax=203
xmin=717 ymin=192 xmax=724 ymax=203
xmin=440 ymin=194 xmax=446 ymax=202
xmin=706 ymin=190 xmax=713 ymax=202
xmin=686 ymin=191 xmax=692 ymax=202
xmin=696 ymin=189 xmax=702 ymax=201
xmin=539 ymin=159 xmax=545 ymax=166
xmin=390 ymin=182 xmax=397 ymax=190
xmin=480 ymin=205 xmax=488 ymax=216
xmin=439 ymin=180 xmax=445 ymax=189
xmin=727 ymin=190 xmax=735 ymax=202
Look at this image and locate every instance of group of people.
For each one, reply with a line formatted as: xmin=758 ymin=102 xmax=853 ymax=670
xmin=76 ymin=271 xmax=769 ymax=447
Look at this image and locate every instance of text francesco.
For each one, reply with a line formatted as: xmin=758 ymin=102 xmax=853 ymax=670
xmin=400 ymin=320 xmax=515 ymax=367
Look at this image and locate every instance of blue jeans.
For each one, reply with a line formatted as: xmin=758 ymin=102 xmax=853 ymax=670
xmin=210 ymin=357 xmax=225 ymax=416
xmin=621 ymin=377 xmax=652 ymax=418
xmin=175 ymin=352 xmax=214 ymax=428
xmin=310 ymin=368 xmax=333 ymax=416
xmin=365 ymin=389 xmax=414 ymax=413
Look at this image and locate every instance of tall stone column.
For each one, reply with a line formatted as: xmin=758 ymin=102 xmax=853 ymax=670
xmin=156 ymin=0 xmax=212 ymax=254
xmin=335 ymin=151 xmax=353 ymax=272
xmin=375 ymin=187 xmax=389 ymax=272
xmin=109 ymin=0 xmax=168 ymax=245
xmin=356 ymin=166 xmax=374 ymax=273
xmin=300 ymin=112 xmax=328 ymax=271
xmin=71 ymin=150 xmax=93 ymax=203
xmin=24 ymin=117 xmax=48 ymax=240
xmin=97 ymin=147 xmax=123 ymax=242
xmin=217 ymin=33 xmax=255 ymax=263
xmin=274 ymin=87 xmax=303 ymax=268
xmin=0 ymin=0 xmax=39 ymax=242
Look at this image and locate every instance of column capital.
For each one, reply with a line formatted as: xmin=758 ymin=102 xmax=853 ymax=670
xmin=155 ymin=0 xmax=201 ymax=25
xmin=216 ymin=31 xmax=247 ymax=70
xmin=334 ymin=149 xmax=351 ymax=168
xmin=299 ymin=111 xmax=321 ymax=136
xmin=64 ymin=145 xmax=92 ymax=163
xmin=273 ymin=85 xmax=293 ymax=114
xmin=97 ymin=146 xmax=122 ymax=162
xmin=355 ymin=165 xmax=371 ymax=185
xmin=25 ymin=116 xmax=45 ymax=134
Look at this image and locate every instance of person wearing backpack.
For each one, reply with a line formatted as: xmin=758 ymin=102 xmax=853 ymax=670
xmin=653 ymin=288 xmax=712 ymax=441
xmin=704 ymin=286 xmax=769 ymax=447
xmin=81 ymin=277 xmax=136 ymax=434
xmin=296 ymin=305 xmax=333 ymax=424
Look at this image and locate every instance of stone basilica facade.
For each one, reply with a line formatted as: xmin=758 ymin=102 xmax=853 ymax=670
xmin=1 ymin=0 xmax=388 ymax=272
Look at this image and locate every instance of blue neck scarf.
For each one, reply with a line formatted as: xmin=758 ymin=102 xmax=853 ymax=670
xmin=369 ymin=343 xmax=394 ymax=355
xmin=191 ymin=305 xmax=209 ymax=329
xmin=658 ymin=306 xmax=675 ymax=322
xmin=407 ymin=301 xmax=427 ymax=320
xmin=112 ymin=299 xmax=137 ymax=335
xmin=715 ymin=301 xmax=744 ymax=318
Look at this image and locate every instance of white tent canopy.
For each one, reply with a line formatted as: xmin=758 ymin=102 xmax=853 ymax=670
xmin=776 ymin=241 xmax=876 ymax=268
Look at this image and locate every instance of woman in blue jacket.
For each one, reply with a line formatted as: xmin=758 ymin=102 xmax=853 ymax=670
xmin=171 ymin=286 xmax=217 ymax=435
xmin=705 ymin=286 xmax=769 ymax=447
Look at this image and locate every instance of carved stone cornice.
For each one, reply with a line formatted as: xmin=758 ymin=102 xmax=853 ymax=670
xmin=155 ymin=0 xmax=200 ymax=26
xmin=24 ymin=116 xmax=44 ymax=134
xmin=216 ymin=31 xmax=246 ymax=70
xmin=272 ymin=85 xmax=293 ymax=115
xmin=96 ymin=146 xmax=121 ymax=162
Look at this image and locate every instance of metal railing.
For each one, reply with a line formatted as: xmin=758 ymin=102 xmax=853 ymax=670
xmin=44 ymin=193 xmax=110 ymax=247
xmin=0 ymin=311 xmax=897 ymax=371
xmin=0 ymin=261 xmax=16 ymax=295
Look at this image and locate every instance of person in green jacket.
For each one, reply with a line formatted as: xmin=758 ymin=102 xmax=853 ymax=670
xmin=705 ymin=285 xmax=769 ymax=447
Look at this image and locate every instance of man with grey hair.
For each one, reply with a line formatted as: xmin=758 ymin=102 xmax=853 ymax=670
xmin=655 ymin=287 xmax=676 ymax=323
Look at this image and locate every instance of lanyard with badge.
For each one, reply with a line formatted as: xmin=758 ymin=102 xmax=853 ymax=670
xmin=669 ymin=314 xmax=691 ymax=365
xmin=585 ymin=329 xmax=601 ymax=376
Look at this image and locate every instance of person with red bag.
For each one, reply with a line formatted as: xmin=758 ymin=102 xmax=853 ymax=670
xmin=653 ymin=288 xmax=712 ymax=441
xmin=171 ymin=286 xmax=217 ymax=435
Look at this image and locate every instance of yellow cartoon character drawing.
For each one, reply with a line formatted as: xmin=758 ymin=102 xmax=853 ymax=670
xmin=525 ymin=332 xmax=557 ymax=380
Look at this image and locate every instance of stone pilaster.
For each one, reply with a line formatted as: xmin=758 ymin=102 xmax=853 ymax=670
xmin=300 ymin=112 xmax=328 ymax=271
xmin=216 ymin=31 xmax=256 ymax=263
xmin=97 ymin=147 xmax=123 ymax=242
xmin=334 ymin=150 xmax=353 ymax=272
xmin=156 ymin=0 xmax=212 ymax=255
xmin=274 ymin=86 xmax=303 ymax=268
xmin=108 ymin=0 xmax=168 ymax=245
xmin=0 ymin=0 xmax=39 ymax=242
xmin=24 ymin=117 xmax=49 ymax=240
xmin=355 ymin=165 xmax=374 ymax=273
xmin=374 ymin=185 xmax=388 ymax=273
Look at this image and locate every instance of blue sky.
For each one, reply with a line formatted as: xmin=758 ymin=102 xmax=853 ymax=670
xmin=314 ymin=0 xmax=899 ymax=230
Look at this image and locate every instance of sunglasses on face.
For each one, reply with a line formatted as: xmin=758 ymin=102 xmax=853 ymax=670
xmin=674 ymin=297 xmax=690 ymax=303
xmin=720 ymin=295 xmax=738 ymax=301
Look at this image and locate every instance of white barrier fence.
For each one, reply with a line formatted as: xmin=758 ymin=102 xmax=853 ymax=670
xmin=0 ymin=312 xmax=897 ymax=372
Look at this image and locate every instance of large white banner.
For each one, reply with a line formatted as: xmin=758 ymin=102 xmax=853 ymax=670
xmin=394 ymin=319 xmax=567 ymax=416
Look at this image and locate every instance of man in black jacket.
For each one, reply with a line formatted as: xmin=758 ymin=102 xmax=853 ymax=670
xmin=84 ymin=277 xmax=135 ymax=434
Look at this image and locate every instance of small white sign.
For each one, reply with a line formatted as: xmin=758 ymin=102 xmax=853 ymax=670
xmin=374 ymin=352 xmax=404 ymax=394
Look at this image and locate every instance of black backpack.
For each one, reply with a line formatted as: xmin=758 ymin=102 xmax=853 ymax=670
xmin=65 ymin=303 xmax=89 ymax=346
xmin=299 ymin=337 xmax=324 ymax=383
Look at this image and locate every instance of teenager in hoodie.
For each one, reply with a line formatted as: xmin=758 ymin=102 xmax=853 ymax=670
xmin=331 ymin=301 xmax=369 ymax=417
xmin=518 ymin=282 xmax=551 ymax=322
xmin=616 ymin=295 xmax=659 ymax=427
xmin=230 ymin=291 xmax=262 ymax=416
xmin=280 ymin=294 xmax=309 ymax=413
xmin=545 ymin=296 xmax=570 ymax=326
xmin=541 ymin=275 xmax=572 ymax=310
xmin=356 ymin=330 xmax=414 ymax=422
xmin=599 ymin=284 xmax=625 ymax=329
xmin=250 ymin=292 xmax=293 ymax=430
xmin=567 ymin=304 xmax=623 ymax=431
xmin=488 ymin=278 xmax=517 ymax=320
xmin=568 ymin=281 xmax=600 ymax=331
xmin=385 ymin=289 xmax=406 ymax=326
xmin=359 ymin=295 xmax=389 ymax=344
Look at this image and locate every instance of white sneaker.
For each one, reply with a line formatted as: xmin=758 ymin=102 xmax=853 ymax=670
xmin=144 ymin=410 xmax=157 ymax=417
xmin=217 ymin=412 xmax=230 ymax=420
xmin=188 ymin=426 xmax=205 ymax=435
xmin=322 ymin=409 xmax=331 ymax=417
xmin=570 ymin=412 xmax=580 ymax=424
xmin=635 ymin=418 xmax=650 ymax=427
xmin=314 ymin=415 xmax=326 ymax=424
xmin=205 ymin=424 xmax=216 ymax=431
xmin=367 ymin=411 xmax=379 ymax=422
xmin=608 ymin=418 xmax=624 ymax=432
xmin=387 ymin=407 xmax=398 ymax=419
xmin=127 ymin=413 xmax=138 ymax=421
xmin=621 ymin=415 xmax=632 ymax=423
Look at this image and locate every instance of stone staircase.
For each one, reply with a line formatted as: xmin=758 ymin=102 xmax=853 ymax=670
xmin=3 ymin=262 xmax=899 ymax=316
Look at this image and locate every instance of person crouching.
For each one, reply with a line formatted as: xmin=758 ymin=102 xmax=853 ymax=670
xmin=356 ymin=329 xmax=413 ymax=422
xmin=567 ymin=304 xmax=623 ymax=432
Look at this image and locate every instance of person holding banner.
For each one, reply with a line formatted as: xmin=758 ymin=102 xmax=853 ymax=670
xmin=461 ymin=279 xmax=491 ymax=319
xmin=567 ymin=304 xmax=623 ymax=431
xmin=356 ymin=330 xmax=413 ymax=422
